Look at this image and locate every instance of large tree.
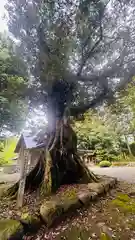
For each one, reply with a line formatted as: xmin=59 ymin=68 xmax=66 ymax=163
xmin=5 ymin=0 xmax=135 ymax=195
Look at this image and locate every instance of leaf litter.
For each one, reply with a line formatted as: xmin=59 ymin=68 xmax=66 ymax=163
xmin=1 ymin=182 xmax=135 ymax=239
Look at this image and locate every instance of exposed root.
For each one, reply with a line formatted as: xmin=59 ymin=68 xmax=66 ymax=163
xmin=74 ymin=154 xmax=99 ymax=183
xmin=40 ymin=150 xmax=52 ymax=196
xmin=5 ymin=157 xmax=45 ymax=199
xmin=6 ymin=182 xmax=18 ymax=197
xmin=49 ymin=120 xmax=61 ymax=151
xmin=4 ymin=121 xmax=98 ymax=200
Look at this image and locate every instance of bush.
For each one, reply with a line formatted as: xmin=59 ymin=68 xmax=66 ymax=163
xmin=0 ymin=137 xmax=18 ymax=166
xmin=96 ymin=148 xmax=119 ymax=163
xmin=112 ymin=162 xmax=128 ymax=166
xmin=99 ymin=160 xmax=111 ymax=168
xmin=129 ymin=142 xmax=135 ymax=156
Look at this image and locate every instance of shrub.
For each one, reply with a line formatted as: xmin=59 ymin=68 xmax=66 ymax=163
xmin=112 ymin=162 xmax=128 ymax=166
xmin=99 ymin=160 xmax=111 ymax=168
xmin=129 ymin=142 xmax=135 ymax=156
xmin=0 ymin=137 xmax=18 ymax=166
xmin=96 ymin=148 xmax=119 ymax=163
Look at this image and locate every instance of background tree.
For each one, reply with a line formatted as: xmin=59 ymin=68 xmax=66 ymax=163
xmin=73 ymin=111 xmax=121 ymax=162
xmin=0 ymin=33 xmax=28 ymax=135
xmin=97 ymin=78 xmax=135 ymax=157
xmin=121 ymin=79 xmax=135 ymax=139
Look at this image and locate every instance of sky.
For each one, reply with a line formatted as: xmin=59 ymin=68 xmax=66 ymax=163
xmin=0 ymin=0 xmax=7 ymax=32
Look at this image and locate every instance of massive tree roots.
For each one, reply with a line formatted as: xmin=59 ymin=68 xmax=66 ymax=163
xmin=7 ymin=121 xmax=98 ymax=199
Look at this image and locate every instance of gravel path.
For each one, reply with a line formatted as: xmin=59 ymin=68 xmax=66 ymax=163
xmin=1 ymin=166 xmax=135 ymax=184
xmin=90 ymin=166 xmax=135 ymax=183
xmin=0 ymin=172 xmax=19 ymax=183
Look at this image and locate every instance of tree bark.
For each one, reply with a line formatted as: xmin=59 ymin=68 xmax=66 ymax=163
xmin=124 ymin=135 xmax=133 ymax=156
xmin=6 ymin=120 xmax=98 ymax=199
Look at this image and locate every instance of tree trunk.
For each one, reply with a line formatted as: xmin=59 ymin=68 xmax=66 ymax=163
xmin=6 ymin=120 xmax=98 ymax=198
xmin=124 ymin=135 xmax=133 ymax=156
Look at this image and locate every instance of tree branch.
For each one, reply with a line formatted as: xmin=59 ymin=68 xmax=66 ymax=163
xmin=77 ymin=21 xmax=103 ymax=76
xmin=37 ymin=21 xmax=51 ymax=60
xmin=70 ymin=65 xmax=135 ymax=118
xmin=66 ymin=45 xmax=128 ymax=88
xmin=70 ymin=88 xmax=111 ymax=116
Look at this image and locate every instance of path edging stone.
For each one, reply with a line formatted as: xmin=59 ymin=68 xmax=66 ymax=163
xmin=0 ymin=176 xmax=117 ymax=239
xmin=40 ymin=176 xmax=117 ymax=227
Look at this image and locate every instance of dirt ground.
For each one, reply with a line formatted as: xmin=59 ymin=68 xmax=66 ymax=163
xmin=1 ymin=181 xmax=135 ymax=240
xmin=22 ymin=182 xmax=135 ymax=240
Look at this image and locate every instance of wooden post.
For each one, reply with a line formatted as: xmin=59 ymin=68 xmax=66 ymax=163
xmin=17 ymin=148 xmax=29 ymax=207
xmin=27 ymin=150 xmax=32 ymax=173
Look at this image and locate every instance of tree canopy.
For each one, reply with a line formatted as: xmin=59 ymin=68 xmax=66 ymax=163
xmin=5 ymin=0 xmax=135 ymax=120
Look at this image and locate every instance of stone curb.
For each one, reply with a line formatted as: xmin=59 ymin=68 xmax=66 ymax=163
xmin=0 ymin=214 xmax=42 ymax=240
xmin=0 ymin=176 xmax=117 ymax=239
xmin=40 ymin=176 xmax=117 ymax=227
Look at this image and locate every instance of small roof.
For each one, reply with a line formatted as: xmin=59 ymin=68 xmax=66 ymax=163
xmin=14 ymin=133 xmax=46 ymax=153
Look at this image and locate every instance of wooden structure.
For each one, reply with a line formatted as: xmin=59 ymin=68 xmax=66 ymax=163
xmin=14 ymin=133 xmax=46 ymax=207
xmin=78 ymin=149 xmax=97 ymax=164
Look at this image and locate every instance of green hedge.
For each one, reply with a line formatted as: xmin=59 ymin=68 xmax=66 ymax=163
xmin=99 ymin=160 xmax=111 ymax=168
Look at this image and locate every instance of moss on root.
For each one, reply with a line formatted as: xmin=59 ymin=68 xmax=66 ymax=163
xmin=40 ymin=200 xmax=62 ymax=227
xmin=40 ymin=150 xmax=52 ymax=197
xmin=59 ymin=187 xmax=78 ymax=201
xmin=0 ymin=219 xmax=22 ymax=240
xmin=21 ymin=212 xmax=37 ymax=223
xmin=112 ymin=193 xmax=135 ymax=214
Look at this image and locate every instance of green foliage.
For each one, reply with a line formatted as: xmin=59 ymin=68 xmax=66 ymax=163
xmin=107 ymin=79 xmax=135 ymax=144
xmin=0 ymin=34 xmax=28 ymax=134
xmin=123 ymin=79 xmax=135 ymax=118
xmin=99 ymin=161 xmax=111 ymax=168
xmin=73 ymin=111 xmax=121 ymax=162
xmin=0 ymin=141 xmax=4 ymax=152
xmin=117 ymin=154 xmax=135 ymax=163
xmin=118 ymin=140 xmax=129 ymax=155
xmin=6 ymin=0 xmax=106 ymax=83
xmin=129 ymin=142 xmax=135 ymax=156
xmin=6 ymin=0 xmax=135 ymax=125
xmin=3 ymin=0 xmax=135 ymax=150
xmin=0 ymin=137 xmax=18 ymax=166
